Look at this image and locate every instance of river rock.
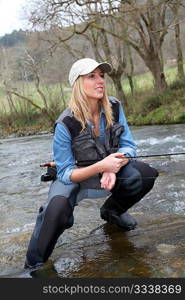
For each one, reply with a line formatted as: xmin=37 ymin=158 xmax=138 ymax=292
xmin=46 ymin=213 xmax=185 ymax=278
xmin=156 ymin=243 xmax=177 ymax=254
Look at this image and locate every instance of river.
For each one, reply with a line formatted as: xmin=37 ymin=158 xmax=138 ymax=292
xmin=1 ymin=124 xmax=185 ymax=278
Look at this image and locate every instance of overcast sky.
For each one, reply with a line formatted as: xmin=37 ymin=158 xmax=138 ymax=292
xmin=0 ymin=0 xmax=28 ymax=37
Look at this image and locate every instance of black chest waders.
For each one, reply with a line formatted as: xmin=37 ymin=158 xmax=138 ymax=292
xmin=25 ymin=97 xmax=158 ymax=269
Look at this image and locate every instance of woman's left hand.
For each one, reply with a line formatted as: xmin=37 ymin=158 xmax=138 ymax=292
xmin=100 ymin=172 xmax=116 ymax=190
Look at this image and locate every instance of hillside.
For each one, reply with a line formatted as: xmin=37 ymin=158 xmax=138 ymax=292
xmin=0 ymin=30 xmax=27 ymax=47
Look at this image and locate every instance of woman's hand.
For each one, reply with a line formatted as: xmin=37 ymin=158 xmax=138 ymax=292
xmin=100 ymin=172 xmax=116 ymax=190
xmin=98 ymin=153 xmax=129 ymax=173
xmin=71 ymin=153 xmax=129 ymax=183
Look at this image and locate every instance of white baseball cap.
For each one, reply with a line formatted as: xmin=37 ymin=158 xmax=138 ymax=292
xmin=68 ymin=58 xmax=112 ymax=86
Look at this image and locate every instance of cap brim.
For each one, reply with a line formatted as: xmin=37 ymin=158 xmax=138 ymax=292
xmin=80 ymin=62 xmax=112 ymax=76
xmin=97 ymin=62 xmax=112 ymax=73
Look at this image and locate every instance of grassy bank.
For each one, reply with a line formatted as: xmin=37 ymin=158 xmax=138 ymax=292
xmin=126 ymin=79 xmax=185 ymax=125
xmin=1 ymin=64 xmax=185 ymax=138
xmin=115 ymin=64 xmax=185 ymax=126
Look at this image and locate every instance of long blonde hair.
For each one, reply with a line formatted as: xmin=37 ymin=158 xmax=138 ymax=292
xmin=68 ymin=76 xmax=113 ymax=130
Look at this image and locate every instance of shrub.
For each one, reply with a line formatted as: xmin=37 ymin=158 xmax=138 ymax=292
xmin=169 ymin=79 xmax=185 ymax=90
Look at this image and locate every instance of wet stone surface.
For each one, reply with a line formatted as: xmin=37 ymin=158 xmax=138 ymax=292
xmin=51 ymin=213 xmax=185 ymax=278
xmin=15 ymin=212 xmax=185 ymax=278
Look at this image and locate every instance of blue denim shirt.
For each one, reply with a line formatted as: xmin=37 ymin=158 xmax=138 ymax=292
xmin=53 ymin=104 xmax=137 ymax=184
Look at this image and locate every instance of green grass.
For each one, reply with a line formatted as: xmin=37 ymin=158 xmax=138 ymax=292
xmin=1 ymin=62 xmax=185 ymax=137
xmin=121 ymin=64 xmax=180 ymax=96
xmin=0 ymin=62 xmax=182 ymax=111
xmin=123 ymin=72 xmax=154 ymax=95
xmin=0 ymin=81 xmax=71 ymax=112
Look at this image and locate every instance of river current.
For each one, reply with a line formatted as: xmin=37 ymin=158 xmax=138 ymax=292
xmin=1 ymin=124 xmax=185 ymax=278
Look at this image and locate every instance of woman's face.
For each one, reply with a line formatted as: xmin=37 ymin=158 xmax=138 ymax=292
xmin=82 ymin=68 xmax=105 ymax=101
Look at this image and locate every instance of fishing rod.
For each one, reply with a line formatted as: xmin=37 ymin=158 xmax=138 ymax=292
xmin=76 ymin=152 xmax=185 ymax=166
xmin=40 ymin=161 xmax=56 ymax=167
xmin=40 ymin=152 xmax=185 ymax=168
xmin=127 ymin=152 xmax=185 ymax=159
xmin=40 ymin=152 xmax=185 ymax=182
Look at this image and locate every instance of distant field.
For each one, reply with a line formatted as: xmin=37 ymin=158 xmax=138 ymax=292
xmin=0 ymin=63 xmax=180 ymax=112
xmin=0 ymin=82 xmax=71 ymax=112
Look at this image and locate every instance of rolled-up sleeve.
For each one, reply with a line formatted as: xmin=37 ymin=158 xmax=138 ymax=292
xmin=53 ymin=123 xmax=77 ymax=184
xmin=117 ymin=105 xmax=137 ymax=157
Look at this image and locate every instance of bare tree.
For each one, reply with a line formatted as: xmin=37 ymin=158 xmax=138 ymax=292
xmin=2 ymin=49 xmax=58 ymax=123
xmin=0 ymin=47 xmax=20 ymax=115
xmin=169 ymin=0 xmax=185 ymax=79
xmin=119 ymin=0 xmax=171 ymax=93
xmin=80 ymin=7 xmax=129 ymax=105
xmin=25 ymin=0 xmax=185 ymax=93
xmin=25 ymin=1 xmax=136 ymax=104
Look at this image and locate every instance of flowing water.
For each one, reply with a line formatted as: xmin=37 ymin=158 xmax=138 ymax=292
xmin=1 ymin=124 xmax=185 ymax=278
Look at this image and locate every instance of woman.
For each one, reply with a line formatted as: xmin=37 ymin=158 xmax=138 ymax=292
xmin=25 ymin=58 xmax=158 ymax=269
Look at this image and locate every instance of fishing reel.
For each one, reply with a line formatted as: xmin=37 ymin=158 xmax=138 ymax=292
xmin=40 ymin=162 xmax=57 ymax=182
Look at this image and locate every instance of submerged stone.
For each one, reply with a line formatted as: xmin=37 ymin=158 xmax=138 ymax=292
xmin=156 ymin=243 xmax=177 ymax=254
xmin=50 ymin=213 xmax=185 ymax=278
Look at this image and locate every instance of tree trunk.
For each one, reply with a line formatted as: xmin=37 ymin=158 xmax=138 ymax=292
xmin=146 ymin=55 xmax=168 ymax=93
xmin=127 ymin=44 xmax=135 ymax=96
xmin=175 ymin=22 xmax=185 ymax=80
xmin=110 ymin=74 xmax=128 ymax=107
xmin=171 ymin=0 xmax=185 ymax=80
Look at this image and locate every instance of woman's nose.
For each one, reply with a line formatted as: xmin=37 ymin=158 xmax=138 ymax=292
xmin=97 ymin=75 xmax=105 ymax=83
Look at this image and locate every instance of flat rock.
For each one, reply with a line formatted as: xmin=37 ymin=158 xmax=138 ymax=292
xmin=29 ymin=212 xmax=185 ymax=278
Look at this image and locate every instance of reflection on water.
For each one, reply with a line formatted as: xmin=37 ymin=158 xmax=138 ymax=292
xmin=1 ymin=124 xmax=185 ymax=278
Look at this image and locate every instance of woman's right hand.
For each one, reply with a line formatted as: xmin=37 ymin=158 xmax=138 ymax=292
xmin=98 ymin=153 xmax=129 ymax=173
xmin=100 ymin=172 xmax=116 ymax=190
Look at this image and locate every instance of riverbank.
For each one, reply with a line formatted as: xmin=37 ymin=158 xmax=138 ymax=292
xmin=125 ymin=79 xmax=185 ymax=126
xmin=0 ymin=124 xmax=53 ymax=139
